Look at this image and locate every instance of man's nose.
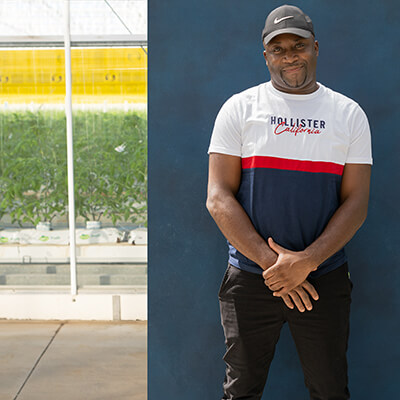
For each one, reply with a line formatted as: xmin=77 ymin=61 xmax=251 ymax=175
xmin=283 ymin=51 xmax=298 ymax=63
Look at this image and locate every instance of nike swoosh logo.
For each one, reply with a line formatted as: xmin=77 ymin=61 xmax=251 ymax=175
xmin=274 ymin=16 xmax=294 ymax=24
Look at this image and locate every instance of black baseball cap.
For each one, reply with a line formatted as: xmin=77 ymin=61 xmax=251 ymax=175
xmin=261 ymin=5 xmax=314 ymax=45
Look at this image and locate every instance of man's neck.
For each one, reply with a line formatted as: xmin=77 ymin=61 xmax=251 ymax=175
xmin=271 ymin=80 xmax=319 ymax=95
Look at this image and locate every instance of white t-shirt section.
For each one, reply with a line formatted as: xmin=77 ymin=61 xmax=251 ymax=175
xmin=208 ymin=82 xmax=373 ymax=166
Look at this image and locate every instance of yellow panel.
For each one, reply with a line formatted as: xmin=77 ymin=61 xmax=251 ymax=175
xmin=0 ymin=47 xmax=147 ymax=104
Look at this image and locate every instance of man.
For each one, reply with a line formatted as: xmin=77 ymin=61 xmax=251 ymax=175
xmin=206 ymin=5 xmax=372 ymax=400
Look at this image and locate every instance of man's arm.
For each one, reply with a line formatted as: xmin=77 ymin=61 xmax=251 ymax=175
xmin=263 ymin=164 xmax=371 ymax=296
xmin=206 ymin=153 xmax=277 ymax=269
xmin=207 ymin=153 xmax=319 ymax=311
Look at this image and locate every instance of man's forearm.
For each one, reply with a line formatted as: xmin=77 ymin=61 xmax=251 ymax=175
xmin=206 ymin=189 xmax=277 ymax=270
xmin=304 ymin=193 xmax=368 ymax=268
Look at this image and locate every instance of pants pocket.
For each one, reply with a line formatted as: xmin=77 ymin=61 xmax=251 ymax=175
xmin=347 ymin=271 xmax=353 ymax=291
xmin=218 ymin=265 xmax=232 ymax=299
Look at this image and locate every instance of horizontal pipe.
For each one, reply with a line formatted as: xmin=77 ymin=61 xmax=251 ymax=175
xmin=0 ymin=34 xmax=147 ymax=48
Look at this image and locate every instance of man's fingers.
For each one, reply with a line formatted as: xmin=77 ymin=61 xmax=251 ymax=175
xmin=263 ymin=269 xmax=288 ymax=285
xmin=294 ymin=287 xmax=312 ymax=311
xmin=280 ymin=294 xmax=294 ymax=310
xmin=264 ymin=281 xmax=285 ymax=294
xmin=269 ymin=283 xmax=281 ymax=291
xmin=262 ymin=266 xmax=276 ymax=280
xmin=302 ymin=280 xmax=319 ymax=301
xmin=262 ymin=270 xmax=274 ymax=280
xmin=287 ymin=291 xmax=305 ymax=312
xmin=263 ymin=271 xmax=286 ymax=287
xmin=264 ymin=279 xmax=284 ymax=291
xmin=273 ymin=287 xmax=289 ymax=297
xmin=268 ymin=237 xmax=284 ymax=254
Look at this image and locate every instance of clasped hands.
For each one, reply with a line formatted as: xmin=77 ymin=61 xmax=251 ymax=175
xmin=263 ymin=238 xmax=319 ymax=312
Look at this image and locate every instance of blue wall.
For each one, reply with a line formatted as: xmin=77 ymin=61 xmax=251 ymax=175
xmin=148 ymin=1 xmax=400 ymax=398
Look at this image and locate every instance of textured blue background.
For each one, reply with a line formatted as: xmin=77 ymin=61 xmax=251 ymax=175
xmin=148 ymin=0 xmax=400 ymax=398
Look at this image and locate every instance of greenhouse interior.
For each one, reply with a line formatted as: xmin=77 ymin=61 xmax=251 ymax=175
xmin=0 ymin=0 xmax=147 ymax=320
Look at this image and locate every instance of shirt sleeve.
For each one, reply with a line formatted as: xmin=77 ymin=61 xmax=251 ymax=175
xmin=346 ymin=105 xmax=373 ymax=164
xmin=208 ymin=96 xmax=242 ymax=157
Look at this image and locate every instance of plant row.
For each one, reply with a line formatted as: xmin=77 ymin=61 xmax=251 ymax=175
xmin=0 ymin=110 xmax=147 ymax=226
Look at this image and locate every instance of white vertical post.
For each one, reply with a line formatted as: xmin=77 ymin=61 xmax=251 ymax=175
xmin=64 ymin=0 xmax=77 ymax=296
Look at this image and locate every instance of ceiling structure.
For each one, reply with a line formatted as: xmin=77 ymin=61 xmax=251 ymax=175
xmin=0 ymin=0 xmax=147 ymax=47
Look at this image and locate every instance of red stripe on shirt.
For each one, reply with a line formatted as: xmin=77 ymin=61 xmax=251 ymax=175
xmin=241 ymin=156 xmax=344 ymax=175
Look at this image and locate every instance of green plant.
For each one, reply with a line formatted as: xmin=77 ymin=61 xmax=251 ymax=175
xmin=0 ymin=109 xmax=147 ymax=226
xmin=73 ymin=110 xmax=147 ymax=224
xmin=0 ymin=110 xmax=67 ymax=225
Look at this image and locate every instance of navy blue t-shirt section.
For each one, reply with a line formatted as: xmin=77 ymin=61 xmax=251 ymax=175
xmin=229 ymin=167 xmax=345 ymax=277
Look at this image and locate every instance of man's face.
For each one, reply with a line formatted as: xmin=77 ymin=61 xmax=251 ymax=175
xmin=263 ymin=33 xmax=319 ymax=94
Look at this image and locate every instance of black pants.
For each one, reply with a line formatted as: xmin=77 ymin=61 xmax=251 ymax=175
xmin=219 ymin=263 xmax=352 ymax=400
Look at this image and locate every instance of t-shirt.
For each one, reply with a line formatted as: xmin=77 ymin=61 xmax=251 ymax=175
xmin=208 ymin=81 xmax=372 ymax=277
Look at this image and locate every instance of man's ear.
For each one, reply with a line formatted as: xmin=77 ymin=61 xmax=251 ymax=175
xmin=263 ymin=50 xmax=269 ymax=66
xmin=314 ymin=40 xmax=319 ymax=57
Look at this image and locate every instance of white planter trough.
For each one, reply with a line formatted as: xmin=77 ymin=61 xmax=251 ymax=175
xmin=86 ymin=221 xmax=101 ymax=229
xmin=36 ymin=221 xmax=52 ymax=231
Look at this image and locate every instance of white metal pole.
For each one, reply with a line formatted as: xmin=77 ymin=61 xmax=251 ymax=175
xmin=64 ymin=0 xmax=77 ymax=296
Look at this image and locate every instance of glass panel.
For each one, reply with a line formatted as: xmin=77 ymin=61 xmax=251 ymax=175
xmin=0 ymin=0 xmax=146 ymax=36
xmin=0 ymin=46 xmax=70 ymax=286
xmin=0 ymin=1 xmax=147 ymax=290
xmin=73 ymin=46 xmax=147 ymax=289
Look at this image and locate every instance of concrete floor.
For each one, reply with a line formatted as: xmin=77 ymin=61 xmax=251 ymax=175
xmin=0 ymin=320 xmax=147 ymax=400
